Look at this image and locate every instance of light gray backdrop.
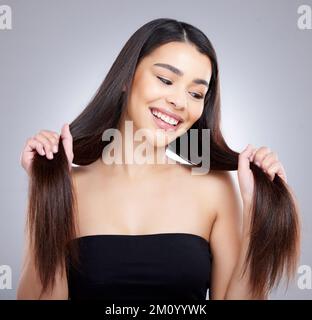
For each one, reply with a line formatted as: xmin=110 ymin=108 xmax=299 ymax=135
xmin=0 ymin=0 xmax=311 ymax=299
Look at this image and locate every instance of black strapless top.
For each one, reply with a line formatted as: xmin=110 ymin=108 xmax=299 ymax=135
xmin=66 ymin=233 xmax=212 ymax=300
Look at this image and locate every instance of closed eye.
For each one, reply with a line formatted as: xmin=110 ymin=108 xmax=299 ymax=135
xmin=191 ymin=93 xmax=204 ymax=100
xmin=157 ymin=76 xmax=172 ymax=85
xmin=157 ymin=76 xmax=204 ymax=100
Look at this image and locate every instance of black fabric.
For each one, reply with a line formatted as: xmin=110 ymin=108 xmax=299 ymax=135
xmin=66 ymin=233 xmax=212 ymax=300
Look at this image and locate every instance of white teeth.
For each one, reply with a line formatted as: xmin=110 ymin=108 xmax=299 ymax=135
xmin=162 ymin=115 xmax=168 ymax=122
xmin=151 ymin=109 xmax=179 ymax=126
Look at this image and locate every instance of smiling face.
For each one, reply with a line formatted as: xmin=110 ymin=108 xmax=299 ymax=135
xmin=121 ymin=41 xmax=213 ymax=147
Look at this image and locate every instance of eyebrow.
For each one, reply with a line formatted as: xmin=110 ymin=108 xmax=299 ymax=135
xmin=153 ymin=63 xmax=209 ymax=88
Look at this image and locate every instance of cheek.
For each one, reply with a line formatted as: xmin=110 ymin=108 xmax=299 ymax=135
xmin=188 ymin=105 xmax=204 ymax=123
xmin=132 ymin=75 xmax=160 ymax=103
xmin=140 ymin=80 xmax=162 ymax=104
xmin=127 ymin=80 xmax=158 ymax=122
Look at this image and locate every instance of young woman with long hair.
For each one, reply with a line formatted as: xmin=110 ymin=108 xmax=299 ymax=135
xmin=17 ymin=18 xmax=300 ymax=300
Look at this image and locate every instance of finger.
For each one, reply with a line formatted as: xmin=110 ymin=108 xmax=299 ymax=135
xmin=249 ymin=148 xmax=257 ymax=162
xmin=25 ymin=137 xmax=45 ymax=156
xmin=40 ymin=131 xmax=59 ymax=153
xmin=61 ymin=123 xmax=73 ymax=161
xmin=40 ymin=129 xmax=60 ymax=140
xmin=238 ymin=144 xmax=254 ymax=172
xmin=267 ymin=161 xmax=287 ymax=182
xmin=253 ymin=146 xmax=271 ymax=167
xmin=34 ymin=134 xmax=54 ymax=159
xmin=261 ymin=152 xmax=278 ymax=172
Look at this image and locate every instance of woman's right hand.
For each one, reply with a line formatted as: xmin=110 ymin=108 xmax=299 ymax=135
xmin=20 ymin=123 xmax=74 ymax=175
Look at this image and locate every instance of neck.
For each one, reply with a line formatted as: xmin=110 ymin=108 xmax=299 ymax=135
xmin=100 ymin=114 xmax=174 ymax=179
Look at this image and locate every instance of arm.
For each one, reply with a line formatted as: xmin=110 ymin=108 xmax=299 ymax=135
xmin=17 ymin=231 xmax=68 ymax=300
xmin=18 ymin=125 xmax=74 ymax=299
xmin=222 ymin=144 xmax=288 ymax=299
xmin=208 ymin=171 xmax=266 ymax=300
xmin=223 ymin=204 xmax=268 ymax=299
xmin=208 ymin=171 xmax=244 ymax=299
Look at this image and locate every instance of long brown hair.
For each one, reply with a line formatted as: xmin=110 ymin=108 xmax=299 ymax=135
xmin=27 ymin=18 xmax=301 ymax=298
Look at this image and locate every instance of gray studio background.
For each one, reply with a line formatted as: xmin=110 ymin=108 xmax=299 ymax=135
xmin=0 ymin=0 xmax=311 ymax=299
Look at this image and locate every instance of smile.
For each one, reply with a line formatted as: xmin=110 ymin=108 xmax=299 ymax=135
xmin=149 ymin=107 xmax=183 ymax=131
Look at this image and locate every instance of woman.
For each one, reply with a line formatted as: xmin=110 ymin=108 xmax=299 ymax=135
xmin=17 ymin=18 xmax=300 ymax=300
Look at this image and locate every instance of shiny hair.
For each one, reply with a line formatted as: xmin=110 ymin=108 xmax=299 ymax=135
xmin=27 ymin=18 xmax=301 ymax=298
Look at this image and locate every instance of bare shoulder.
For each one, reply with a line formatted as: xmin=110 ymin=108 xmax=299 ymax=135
xmin=208 ymin=170 xmax=242 ymax=224
xmin=71 ymin=162 xmax=96 ymax=179
xmin=71 ymin=159 xmax=102 ymax=191
xmin=71 ymin=165 xmax=88 ymax=183
xmin=203 ymin=170 xmax=243 ymax=300
xmin=206 ymin=170 xmax=241 ymax=205
xmin=186 ymin=168 xmax=242 ymax=217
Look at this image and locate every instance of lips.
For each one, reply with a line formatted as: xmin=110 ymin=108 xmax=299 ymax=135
xmin=149 ymin=107 xmax=183 ymax=131
xmin=149 ymin=106 xmax=184 ymax=123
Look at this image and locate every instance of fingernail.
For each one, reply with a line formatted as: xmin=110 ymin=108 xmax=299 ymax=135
xmin=255 ymin=161 xmax=260 ymax=167
xmin=53 ymin=145 xmax=58 ymax=153
xmin=48 ymin=152 xmax=53 ymax=159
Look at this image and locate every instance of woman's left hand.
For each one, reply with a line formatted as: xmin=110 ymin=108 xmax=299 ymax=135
xmin=237 ymin=144 xmax=288 ymax=206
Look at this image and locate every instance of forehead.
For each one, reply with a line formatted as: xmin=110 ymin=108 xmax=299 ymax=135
xmin=141 ymin=42 xmax=212 ymax=80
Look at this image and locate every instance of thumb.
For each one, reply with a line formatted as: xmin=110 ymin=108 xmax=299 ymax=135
xmin=61 ymin=123 xmax=73 ymax=162
xmin=238 ymin=144 xmax=254 ymax=173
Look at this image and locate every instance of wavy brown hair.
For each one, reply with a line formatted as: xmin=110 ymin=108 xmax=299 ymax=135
xmin=27 ymin=18 xmax=301 ymax=298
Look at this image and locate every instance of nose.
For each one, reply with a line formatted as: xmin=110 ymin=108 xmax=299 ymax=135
xmin=166 ymin=91 xmax=187 ymax=110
